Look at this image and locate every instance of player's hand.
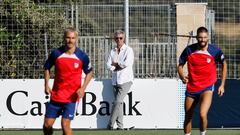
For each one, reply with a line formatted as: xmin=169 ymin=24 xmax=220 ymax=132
xmin=44 ymin=85 xmax=52 ymax=95
xmin=111 ymin=62 xmax=118 ymax=67
xmin=181 ymin=76 xmax=189 ymax=84
xmin=218 ymin=85 xmax=225 ymax=97
xmin=111 ymin=62 xmax=122 ymax=71
xmin=77 ymin=87 xmax=85 ymax=98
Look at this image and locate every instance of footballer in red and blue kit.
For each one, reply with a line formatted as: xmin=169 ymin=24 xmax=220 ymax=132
xmin=179 ymin=43 xmax=225 ymax=93
xmin=44 ymin=46 xmax=92 ymax=103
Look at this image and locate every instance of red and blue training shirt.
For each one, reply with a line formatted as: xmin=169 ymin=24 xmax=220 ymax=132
xmin=179 ymin=43 xmax=225 ymax=93
xmin=44 ymin=46 xmax=92 ymax=103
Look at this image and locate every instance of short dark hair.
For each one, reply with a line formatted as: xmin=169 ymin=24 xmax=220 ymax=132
xmin=197 ymin=26 xmax=208 ymax=36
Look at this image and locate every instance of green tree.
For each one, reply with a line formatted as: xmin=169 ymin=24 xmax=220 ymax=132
xmin=0 ymin=0 xmax=69 ymax=78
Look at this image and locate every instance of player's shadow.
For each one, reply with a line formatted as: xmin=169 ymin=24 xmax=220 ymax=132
xmin=96 ymin=79 xmax=114 ymax=129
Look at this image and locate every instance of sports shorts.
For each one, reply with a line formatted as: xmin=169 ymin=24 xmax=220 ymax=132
xmin=45 ymin=100 xmax=77 ymax=120
xmin=185 ymin=84 xmax=215 ymax=100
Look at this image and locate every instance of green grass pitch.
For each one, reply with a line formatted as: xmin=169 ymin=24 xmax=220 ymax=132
xmin=1 ymin=129 xmax=240 ymax=135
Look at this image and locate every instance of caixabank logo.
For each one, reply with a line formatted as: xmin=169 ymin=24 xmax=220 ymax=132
xmin=6 ymin=90 xmax=142 ymax=116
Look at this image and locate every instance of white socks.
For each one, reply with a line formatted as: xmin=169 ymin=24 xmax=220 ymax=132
xmin=185 ymin=130 xmax=206 ymax=135
xmin=184 ymin=130 xmax=206 ymax=135
xmin=200 ymin=130 xmax=206 ymax=135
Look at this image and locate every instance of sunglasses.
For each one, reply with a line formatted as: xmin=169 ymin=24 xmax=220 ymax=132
xmin=115 ymin=37 xmax=123 ymax=40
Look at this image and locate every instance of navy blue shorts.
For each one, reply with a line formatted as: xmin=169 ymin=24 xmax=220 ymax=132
xmin=45 ymin=100 xmax=77 ymax=120
xmin=185 ymin=84 xmax=215 ymax=100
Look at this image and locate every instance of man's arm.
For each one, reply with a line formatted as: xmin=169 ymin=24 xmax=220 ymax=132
xmin=44 ymin=70 xmax=52 ymax=95
xmin=177 ymin=64 xmax=188 ymax=84
xmin=218 ymin=61 xmax=227 ymax=97
xmin=111 ymin=62 xmax=122 ymax=71
xmin=77 ymin=71 xmax=93 ymax=98
xmin=106 ymin=51 xmax=116 ymax=71
xmin=118 ymin=47 xmax=134 ymax=69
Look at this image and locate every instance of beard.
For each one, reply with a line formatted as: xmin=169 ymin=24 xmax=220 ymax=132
xmin=198 ymin=41 xmax=208 ymax=48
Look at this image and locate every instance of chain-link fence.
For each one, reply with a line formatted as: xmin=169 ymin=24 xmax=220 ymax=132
xmin=0 ymin=0 xmax=240 ymax=79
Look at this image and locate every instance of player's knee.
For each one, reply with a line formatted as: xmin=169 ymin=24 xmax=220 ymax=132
xmin=61 ymin=120 xmax=71 ymax=130
xmin=62 ymin=123 xmax=70 ymax=129
xmin=43 ymin=122 xmax=53 ymax=129
xmin=199 ymin=112 xmax=207 ymax=119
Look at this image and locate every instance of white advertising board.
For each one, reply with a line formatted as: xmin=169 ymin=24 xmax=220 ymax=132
xmin=0 ymin=79 xmax=178 ymax=129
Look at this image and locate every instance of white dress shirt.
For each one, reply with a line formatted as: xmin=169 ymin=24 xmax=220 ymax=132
xmin=106 ymin=44 xmax=134 ymax=85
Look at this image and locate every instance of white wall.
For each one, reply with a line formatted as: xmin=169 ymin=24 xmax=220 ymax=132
xmin=0 ymin=79 xmax=178 ymax=129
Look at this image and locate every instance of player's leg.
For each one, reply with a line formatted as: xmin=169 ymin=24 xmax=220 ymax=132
xmin=43 ymin=118 xmax=55 ymax=135
xmin=43 ymin=101 xmax=62 ymax=135
xmin=61 ymin=102 xmax=76 ymax=135
xmin=61 ymin=118 xmax=72 ymax=135
xmin=199 ymin=90 xmax=213 ymax=134
xmin=184 ymin=96 xmax=198 ymax=134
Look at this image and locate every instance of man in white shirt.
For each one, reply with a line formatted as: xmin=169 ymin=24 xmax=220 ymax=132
xmin=106 ymin=30 xmax=134 ymax=130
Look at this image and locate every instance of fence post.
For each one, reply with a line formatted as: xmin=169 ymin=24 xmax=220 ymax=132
xmin=44 ymin=33 xmax=48 ymax=60
xmin=124 ymin=0 xmax=129 ymax=46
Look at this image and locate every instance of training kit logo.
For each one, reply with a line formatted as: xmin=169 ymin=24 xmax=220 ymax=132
xmin=74 ymin=62 xmax=79 ymax=68
xmin=5 ymin=90 xmax=142 ymax=116
xmin=206 ymin=58 xmax=211 ymax=63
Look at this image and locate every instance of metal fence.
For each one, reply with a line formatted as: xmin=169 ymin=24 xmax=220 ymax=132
xmin=0 ymin=0 xmax=240 ymax=79
xmin=78 ymin=36 xmax=177 ymax=79
xmin=0 ymin=2 xmax=176 ymax=79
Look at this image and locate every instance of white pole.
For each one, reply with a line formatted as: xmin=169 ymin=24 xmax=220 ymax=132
xmin=75 ymin=4 xmax=78 ymax=31
xmin=44 ymin=33 xmax=48 ymax=60
xmin=124 ymin=0 xmax=129 ymax=46
xmin=75 ymin=4 xmax=79 ymax=47
xmin=71 ymin=5 xmax=74 ymax=26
